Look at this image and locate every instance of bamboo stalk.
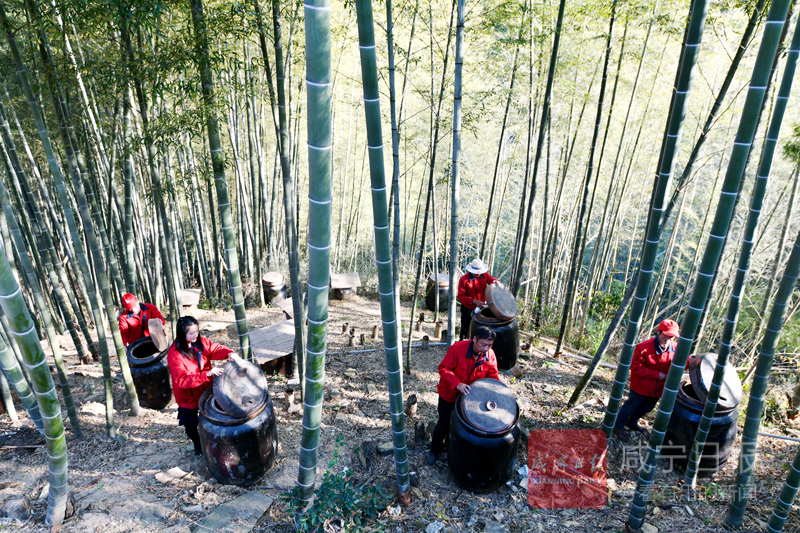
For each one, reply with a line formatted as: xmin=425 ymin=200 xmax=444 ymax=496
xmin=296 ymin=0 xmax=331 ymax=504
xmin=355 ymin=0 xmax=410 ymax=497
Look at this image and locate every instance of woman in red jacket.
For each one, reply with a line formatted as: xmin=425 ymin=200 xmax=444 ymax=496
xmin=168 ymin=316 xmax=239 ymax=455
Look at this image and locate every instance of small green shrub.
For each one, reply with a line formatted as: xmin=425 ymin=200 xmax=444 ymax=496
xmin=590 ymin=280 xmax=625 ymax=320
xmin=282 ymin=434 xmax=390 ymax=532
xmin=198 ymin=294 xmax=233 ymax=310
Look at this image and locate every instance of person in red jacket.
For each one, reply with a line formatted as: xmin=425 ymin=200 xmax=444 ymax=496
xmin=613 ymin=319 xmax=680 ymax=442
xmin=167 ymin=316 xmax=239 ymax=455
xmin=457 ymin=259 xmax=497 ymax=340
xmin=428 ymin=326 xmax=501 ymax=465
xmin=118 ymin=293 xmax=166 ymax=347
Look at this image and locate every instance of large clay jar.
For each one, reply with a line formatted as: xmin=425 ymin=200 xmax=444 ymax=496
xmin=425 ymin=273 xmax=449 ymax=312
xmin=447 ymin=379 xmax=521 ymax=493
xmin=262 ymin=272 xmax=288 ymax=306
xmin=126 ymin=337 xmax=172 ymax=410
xmin=198 ymin=359 xmax=278 ymax=486
xmin=664 ymin=353 xmax=742 ymax=476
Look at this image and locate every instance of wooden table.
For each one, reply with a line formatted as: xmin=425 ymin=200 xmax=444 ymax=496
xmin=250 ymin=319 xmax=295 ymax=375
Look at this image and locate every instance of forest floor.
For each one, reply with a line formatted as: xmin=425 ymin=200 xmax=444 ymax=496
xmin=0 ymin=291 xmax=799 ymax=533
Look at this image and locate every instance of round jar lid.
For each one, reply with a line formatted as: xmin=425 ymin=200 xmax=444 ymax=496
xmin=459 ymin=378 xmax=517 ymax=434
xmin=485 ymin=282 xmax=517 ymax=320
xmin=262 ymin=272 xmax=285 ymax=287
xmin=688 ymin=353 xmax=742 ymax=410
xmin=213 ymin=358 xmax=268 ymax=418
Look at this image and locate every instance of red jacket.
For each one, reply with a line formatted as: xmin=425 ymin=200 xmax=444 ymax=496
xmin=167 ymin=337 xmax=233 ymax=409
xmin=119 ymin=303 xmax=165 ymax=346
xmin=630 ymin=337 xmax=679 ymax=398
xmin=437 ymin=340 xmax=501 ymax=403
xmin=457 ymin=273 xmax=498 ymax=310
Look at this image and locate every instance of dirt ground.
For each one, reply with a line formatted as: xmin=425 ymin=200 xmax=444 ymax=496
xmin=0 ymin=291 xmax=799 ymax=532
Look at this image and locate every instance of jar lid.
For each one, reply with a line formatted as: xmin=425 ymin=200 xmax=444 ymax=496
xmin=428 ymin=273 xmax=450 ymax=286
xmin=485 ymin=282 xmax=517 ymax=320
xmin=213 ymin=358 xmax=268 ymax=418
xmin=262 ymin=272 xmax=285 ymax=286
xmin=688 ymin=353 xmax=742 ymax=410
xmin=459 ymin=378 xmax=517 ymax=434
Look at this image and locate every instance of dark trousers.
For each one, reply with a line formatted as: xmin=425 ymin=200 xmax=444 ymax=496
xmin=431 ymin=397 xmax=456 ymax=455
xmin=460 ymin=306 xmax=473 ymax=341
xmin=178 ymin=407 xmax=202 ymax=453
xmin=614 ymin=390 xmax=659 ymax=431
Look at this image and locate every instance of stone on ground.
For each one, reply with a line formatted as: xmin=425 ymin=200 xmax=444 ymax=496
xmin=190 ymin=489 xmax=273 ymax=533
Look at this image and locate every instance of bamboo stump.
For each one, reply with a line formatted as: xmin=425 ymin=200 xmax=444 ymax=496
xmin=285 ymin=388 xmax=294 ymax=409
xmin=371 ymin=325 xmax=378 ymax=339
xmin=405 ymin=394 xmax=418 ymax=418
xmin=434 ymin=320 xmax=443 ymax=338
xmin=349 ymin=335 xmax=356 ymax=347
xmin=342 ymin=323 xmax=349 ymax=334
xmin=421 ymin=336 xmax=429 ymax=350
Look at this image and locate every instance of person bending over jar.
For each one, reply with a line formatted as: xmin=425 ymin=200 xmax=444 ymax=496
xmin=167 ymin=316 xmax=239 ymax=455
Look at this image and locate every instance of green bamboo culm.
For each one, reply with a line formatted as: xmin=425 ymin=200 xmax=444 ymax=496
xmin=724 ymin=233 xmax=800 ymax=528
xmin=0 ymin=331 xmax=42 ymax=432
xmin=0 ymin=246 xmax=68 ymax=525
xmin=766 ymin=441 xmax=800 ymax=532
xmin=189 ymin=0 xmax=252 ymax=361
xmin=626 ymin=0 xmax=791 ymax=528
xmin=354 ymin=0 xmax=411 ymax=496
xmin=0 ymin=160 xmax=83 ymax=438
xmin=684 ymin=11 xmax=800 ymax=488
xmin=121 ymin=86 xmax=138 ymax=295
xmin=385 ymin=0 xmax=403 ymax=366
xmin=446 ymin=0 xmax=465 ymax=346
xmin=0 ymin=0 xmax=119 ymax=434
xmin=600 ymin=0 xmax=710 ymax=437
xmin=726 ymin=181 xmax=800 ymax=523
xmin=272 ymin=0 xmax=306 ymax=392
xmin=0 ymin=368 xmax=16 ymax=421
xmin=296 ymin=0 xmax=331 ymax=504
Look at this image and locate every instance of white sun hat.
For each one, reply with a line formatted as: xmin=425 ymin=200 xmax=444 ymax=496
xmin=465 ymin=258 xmax=489 ymax=275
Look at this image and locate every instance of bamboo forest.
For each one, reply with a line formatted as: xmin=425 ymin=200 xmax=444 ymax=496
xmin=1 ymin=0 xmax=800 ymax=529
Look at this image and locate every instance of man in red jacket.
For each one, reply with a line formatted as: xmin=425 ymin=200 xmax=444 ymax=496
xmin=457 ymin=258 xmax=497 ymax=340
xmin=118 ymin=293 xmax=166 ymax=347
xmin=428 ymin=326 xmax=501 ymax=465
xmin=614 ymin=319 xmax=680 ymax=442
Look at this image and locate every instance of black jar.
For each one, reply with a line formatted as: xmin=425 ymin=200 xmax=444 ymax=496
xmin=447 ymin=379 xmax=521 ymax=493
xmin=470 ymin=308 xmax=519 ymax=371
xmin=198 ymin=360 xmax=278 ymax=486
xmin=664 ymin=382 xmax=738 ymax=475
xmin=126 ymin=337 xmax=173 ymax=410
xmin=425 ymin=273 xmax=450 ymax=312
xmin=663 ymin=353 xmax=742 ymax=476
xmin=262 ymin=272 xmax=288 ymax=306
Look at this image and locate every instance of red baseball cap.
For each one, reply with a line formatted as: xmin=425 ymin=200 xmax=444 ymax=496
xmin=121 ymin=293 xmax=138 ymax=311
xmin=658 ymin=319 xmax=679 ymax=338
